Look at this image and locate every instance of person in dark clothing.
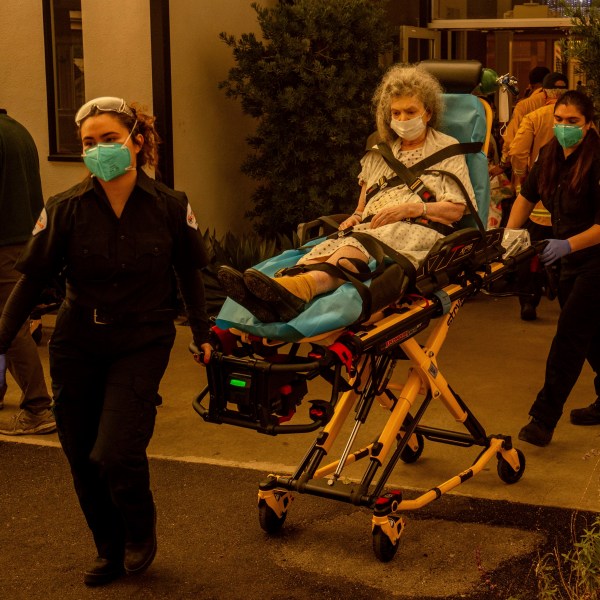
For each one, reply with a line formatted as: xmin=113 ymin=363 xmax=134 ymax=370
xmin=506 ymin=90 xmax=600 ymax=447
xmin=0 ymin=97 xmax=212 ymax=584
xmin=521 ymin=65 xmax=550 ymax=99
xmin=0 ymin=109 xmax=55 ymax=434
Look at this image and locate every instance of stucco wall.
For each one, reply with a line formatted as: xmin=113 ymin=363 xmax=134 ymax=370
xmin=1 ymin=0 xmax=271 ymax=236
xmin=0 ymin=0 xmax=85 ymax=199
xmin=81 ymin=0 xmax=153 ymax=108
xmin=170 ymin=0 xmax=275 ymax=235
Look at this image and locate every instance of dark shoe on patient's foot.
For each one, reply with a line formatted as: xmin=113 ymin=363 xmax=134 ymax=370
xmin=570 ymin=401 xmax=600 ymax=425
xmin=84 ymin=556 xmax=125 ymax=586
xmin=518 ymin=418 xmax=554 ymax=447
xmin=217 ymin=265 xmax=279 ymax=323
xmin=243 ymin=268 xmax=305 ymax=322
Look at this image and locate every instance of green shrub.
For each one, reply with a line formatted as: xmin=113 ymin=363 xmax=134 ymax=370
xmin=534 ymin=516 xmax=600 ymax=599
xmin=219 ymin=0 xmax=390 ymax=237
xmin=563 ymin=0 xmax=600 ymax=108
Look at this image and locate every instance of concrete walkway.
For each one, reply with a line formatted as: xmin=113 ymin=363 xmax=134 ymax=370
xmin=1 ymin=292 xmax=599 ymax=598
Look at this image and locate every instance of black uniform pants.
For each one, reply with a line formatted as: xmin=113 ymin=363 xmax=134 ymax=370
xmin=49 ymin=305 xmax=176 ymax=559
xmin=529 ymin=259 xmax=600 ymax=428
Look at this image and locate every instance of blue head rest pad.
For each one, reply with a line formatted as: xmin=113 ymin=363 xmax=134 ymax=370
xmin=440 ymin=94 xmax=490 ymax=227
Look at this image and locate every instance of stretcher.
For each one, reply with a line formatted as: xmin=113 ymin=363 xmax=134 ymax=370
xmin=191 ymin=226 xmax=535 ymax=562
xmin=191 ymin=61 xmax=530 ymax=562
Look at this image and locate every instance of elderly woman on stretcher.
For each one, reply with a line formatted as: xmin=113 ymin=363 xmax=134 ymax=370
xmin=218 ymin=64 xmax=475 ymax=324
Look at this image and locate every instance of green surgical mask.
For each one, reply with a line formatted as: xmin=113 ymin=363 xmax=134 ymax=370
xmin=553 ymin=124 xmax=584 ymax=149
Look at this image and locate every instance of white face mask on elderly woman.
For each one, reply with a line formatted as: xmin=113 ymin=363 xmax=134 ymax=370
xmin=390 ymin=113 xmax=427 ymax=141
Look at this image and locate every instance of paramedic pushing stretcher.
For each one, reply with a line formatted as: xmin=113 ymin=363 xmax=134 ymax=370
xmin=218 ymin=64 xmax=475 ymax=323
xmin=507 ymin=91 xmax=600 ymax=447
xmin=0 ymin=98 xmax=212 ymax=585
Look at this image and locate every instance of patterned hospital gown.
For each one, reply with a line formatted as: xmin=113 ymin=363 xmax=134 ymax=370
xmin=299 ymin=128 xmax=476 ymax=269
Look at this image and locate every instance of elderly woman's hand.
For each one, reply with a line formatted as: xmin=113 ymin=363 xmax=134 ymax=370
xmin=338 ymin=214 xmax=363 ymax=230
xmin=370 ymin=203 xmax=422 ymax=228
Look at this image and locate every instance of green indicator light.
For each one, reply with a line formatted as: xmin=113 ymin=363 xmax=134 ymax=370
xmin=229 ymin=378 xmax=248 ymax=388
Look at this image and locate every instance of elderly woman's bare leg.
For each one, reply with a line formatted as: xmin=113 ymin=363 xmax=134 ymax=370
xmin=243 ymin=245 xmax=370 ymax=321
xmin=302 ymin=245 xmax=370 ymax=295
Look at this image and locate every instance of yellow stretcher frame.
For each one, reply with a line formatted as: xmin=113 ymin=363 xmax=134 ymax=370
xmin=192 ymin=227 xmax=532 ymax=563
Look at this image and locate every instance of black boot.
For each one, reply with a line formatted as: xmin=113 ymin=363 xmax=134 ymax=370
xmin=570 ymin=400 xmax=600 ymax=426
xmin=84 ymin=556 xmax=125 ymax=586
xmin=518 ymin=418 xmax=554 ymax=447
xmin=124 ymin=505 xmax=157 ymax=575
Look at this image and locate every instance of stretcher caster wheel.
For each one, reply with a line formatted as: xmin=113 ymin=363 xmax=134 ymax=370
xmin=372 ymin=524 xmax=400 ymax=562
xmin=258 ymin=500 xmax=287 ymax=534
xmin=372 ymin=492 xmax=405 ymax=562
xmin=399 ymin=432 xmax=424 ymax=464
xmin=497 ymin=448 xmax=526 ymax=484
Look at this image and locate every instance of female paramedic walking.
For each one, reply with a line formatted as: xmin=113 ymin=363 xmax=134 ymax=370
xmin=507 ymin=90 xmax=600 ymax=447
xmin=0 ymin=97 xmax=213 ymax=585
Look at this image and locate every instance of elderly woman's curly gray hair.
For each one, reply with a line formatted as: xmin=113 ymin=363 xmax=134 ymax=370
xmin=373 ymin=64 xmax=445 ymax=143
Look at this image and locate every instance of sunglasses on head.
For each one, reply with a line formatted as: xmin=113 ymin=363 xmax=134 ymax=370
xmin=75 ymin=97 xmax=135 ymax=126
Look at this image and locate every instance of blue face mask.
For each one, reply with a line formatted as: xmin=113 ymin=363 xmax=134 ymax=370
xmin=82 ymin=122 xmax=137 ymax=181
xmin=553 ymin=124 xmax=584 ymax=149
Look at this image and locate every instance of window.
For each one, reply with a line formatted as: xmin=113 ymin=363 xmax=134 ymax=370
xmin=43 ymin=0 xmax=85 ymax=160
xmin=433 ymin=0 xmax=593 ymax=20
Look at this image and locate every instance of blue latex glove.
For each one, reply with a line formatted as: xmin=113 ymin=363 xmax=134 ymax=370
xmin=540 ymin=239 xmax=571 ymax=265
xmin=0 ymin=354 xmax=6 ymax=395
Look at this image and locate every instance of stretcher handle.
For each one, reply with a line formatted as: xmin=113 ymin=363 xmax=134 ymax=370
xmin=501 ymin=242 xmax=542 ymax=270
xmin=189 ymin=342 xmax=322 ymax=372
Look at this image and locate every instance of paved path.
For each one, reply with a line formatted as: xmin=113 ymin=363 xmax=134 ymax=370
xmin=1 ymin=293 xmax=600 ymax=598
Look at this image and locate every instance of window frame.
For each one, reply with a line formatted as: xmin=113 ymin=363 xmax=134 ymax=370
xmin=42 ymin=0 xmax=85 ymax=162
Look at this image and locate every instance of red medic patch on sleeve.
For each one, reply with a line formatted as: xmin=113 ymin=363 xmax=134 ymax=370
xmin=32 ymin=208 xmax=47 ymax=236
xmin=186 ymin=203 xmax=198 ymax=230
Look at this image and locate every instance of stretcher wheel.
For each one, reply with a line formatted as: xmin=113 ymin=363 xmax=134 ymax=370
xmin=400 ymin=432 xmax=424 ymax=464
xmin=497 ymin=449 xmax=526 ymax=484
xmin=258 ymin=500 xmax=287 ymax=534
xmin=372 ymin=525 xmax=399 ymax=562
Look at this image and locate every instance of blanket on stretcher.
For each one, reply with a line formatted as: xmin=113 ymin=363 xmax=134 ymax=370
xmin=215 ymin=238 xmax=376 ymax=342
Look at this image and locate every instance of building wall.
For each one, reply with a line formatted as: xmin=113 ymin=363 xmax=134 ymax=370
xmin=170 ymin=0 xmax=274 ymax=235
xmin=81 ymin=0 xmax=153 ymax=108
xmin=0 ymin=0 xmax=84 ymax=199
xmin=0 ymin=0 xmax=272 ymax=236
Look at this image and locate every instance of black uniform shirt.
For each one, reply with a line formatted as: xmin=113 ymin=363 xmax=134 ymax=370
xmin=15 ymin=170 xmax=211 ymax=343
xmin=521 ymin=139 xmax=600 ymax=263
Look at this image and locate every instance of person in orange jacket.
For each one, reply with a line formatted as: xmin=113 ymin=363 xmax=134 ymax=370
xmin=509 ymin=72 xmax=569 ymax=320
